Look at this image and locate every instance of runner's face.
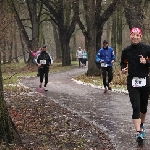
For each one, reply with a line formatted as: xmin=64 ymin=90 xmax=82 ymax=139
xmin=103 ymin=43 xmax=108 ymax=48
xmin=42 ymin=47 xmax=47 ymax=51
xmin=130 ymin=32 xmax=142 ymax=45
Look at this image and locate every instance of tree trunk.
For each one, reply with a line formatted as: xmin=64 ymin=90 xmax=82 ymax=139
xmin=52 ymin=23 xmax=61 ymax=61
xmin=116 ymin=8 xmax=122 ymax=62
xmin=106 ymin=18 xmax=112 ymax=45
xmin=20 ymin=32 xmax=27 ymax=63
xmin=8 ymin=41 xmax=13 ymax=64
xmin=85 ymin=0 xmax=97 ymax=76
xmin=96 ymin=28 xmax=103 ymax=52
xmin=0 ymin=52 xmax=21 ymax=144
xmin=26 ymin=0 xmax=39 ymax=64
xmin=14 ymin=22 xmax=19 ymax=63
xmin=59 ymin=33 xmax=71 ymax=66
xmin=30 ymin=0 xmax=39 ymax=51
xmin=111 ymin=12 xmax=117 ymax=59
xmin=14 ymin=44 xmax=19 ymax=63
xmin=124 ymin=0 xmax=145 ymax=29
xmin=2 ymin=39 xmax=6 ymax=64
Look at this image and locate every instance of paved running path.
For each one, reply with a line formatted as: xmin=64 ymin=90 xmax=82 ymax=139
xmin=20 ymin=67 xmax=150 ymax=150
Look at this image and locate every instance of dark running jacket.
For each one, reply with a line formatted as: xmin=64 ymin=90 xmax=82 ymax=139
xmin=36 ymin=51 xmax=52 ymax=67
xmin=120 ymin=42 xmax=150 ymax=86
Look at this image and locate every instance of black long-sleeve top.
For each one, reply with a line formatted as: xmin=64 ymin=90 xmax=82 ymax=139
xmin=37 ymin=51 xmax=52 ymax=67
xmin=120 ymin=42 xmax=150 ymax=85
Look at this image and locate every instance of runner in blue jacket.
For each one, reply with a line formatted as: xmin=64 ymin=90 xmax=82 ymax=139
xmin=96 ymin=40 xmax=115 ymax=93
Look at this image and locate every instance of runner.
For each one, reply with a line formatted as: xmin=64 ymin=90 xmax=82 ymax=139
xmin=76 ymin=47 xmax=83 ymax=68
xmin=96 ymin=40 xmax=115 ymax=93
xmin=36 ymin=44 xmax=53 ymax=91
xmin=120 ymin=27 xmax=150 ymax=143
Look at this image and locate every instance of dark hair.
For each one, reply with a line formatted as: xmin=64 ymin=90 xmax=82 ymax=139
xmin=103 ymin=40 xmax=108 ymax=44
xmin=42 ymin=44 xmax=47 ymax=48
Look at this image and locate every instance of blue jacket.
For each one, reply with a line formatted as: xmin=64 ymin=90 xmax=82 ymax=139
xmin=96 ymin=46 xmax=115 ymax=66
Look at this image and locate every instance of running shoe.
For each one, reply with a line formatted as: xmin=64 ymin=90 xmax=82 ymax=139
xmin=39 ymin=83 xmax=42 ymax=88
xmin=44 ymin=87 xmax=48 ymax=91
xmin=136 ymin=132 xmax=144 ymax=142
xmin=141 ymin=125 xmax=146 ymax=139
xmin=108 ymin=87 xmax=112 ymax=90
xmin=106 ymin=82 xmax=112 ymax=90
xmin=104 ymin=88 xmax=108 ymax=93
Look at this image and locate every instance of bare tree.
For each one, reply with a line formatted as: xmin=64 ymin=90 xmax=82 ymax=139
xmin=10 ymin=0 xmax=44 ymax=64
xmin=0 ymin=0 xmax=21 ymax=144
xmin=124 ymin=0 xmax=146 ymax=29
xmin=43 ymin=0 xmax=79 ymax=66
xmin=52 ymin=23 xmax=61 ymax=61
xmin=78 ymin=0 xmax=121 ymax=76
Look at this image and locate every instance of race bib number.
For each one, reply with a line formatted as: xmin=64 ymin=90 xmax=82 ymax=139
xmin=132 ymin=77 xmax=146 ymax=87
xmin=40 ymin=60 xmax=46 ymax=64
xmin=101 ymin=63 xmax=107 ymax=67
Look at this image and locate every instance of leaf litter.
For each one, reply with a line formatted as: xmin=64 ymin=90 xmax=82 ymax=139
xmin=3 ymin=85 xmax=115 ymax=150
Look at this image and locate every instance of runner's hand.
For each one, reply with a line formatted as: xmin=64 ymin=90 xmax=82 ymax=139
xmin=111 ymin=60 xmax=114 ymax=63
xmin=122 ymin=67 xmax=128 ymax=74
xmin=100 ymin=60 xmax=104 ymax=63
xmin=139 ymin=55 xmax=146 ymax=64
xmin=38 ymin=64 xmax=41 ymax=67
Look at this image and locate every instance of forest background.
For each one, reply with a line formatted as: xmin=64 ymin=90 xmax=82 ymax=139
xmin=0 ymin=0 xmax=150 ymax=148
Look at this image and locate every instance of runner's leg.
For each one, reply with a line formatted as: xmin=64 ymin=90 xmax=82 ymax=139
xmin=44 ymin=67 xmax=49 ymax=87
xmin=39 ymin=68 xmax=44 ymax=87
xmin=127 ymin=85 xmax=141 ymax=131
xmin=102 ymin=67 xmax=107 ymax=88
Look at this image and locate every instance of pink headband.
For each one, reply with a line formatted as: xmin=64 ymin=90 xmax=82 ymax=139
xmin=130 ymin=27 xmax=142 ymax=35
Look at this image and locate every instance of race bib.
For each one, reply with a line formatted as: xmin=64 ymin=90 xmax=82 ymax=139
xmin=40 ymin=60 xmax=46 ymax=64
xmin=101 ymin=63 xmax=107 ymax=67
xmin=132 ymin=77 xmax=146 ymax=87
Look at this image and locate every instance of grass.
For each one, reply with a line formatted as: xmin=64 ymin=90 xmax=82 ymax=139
xmin=2 ymin=61 xmax=78 ymax=85
xmin=74 ymin=63 xmax=127 ymax=91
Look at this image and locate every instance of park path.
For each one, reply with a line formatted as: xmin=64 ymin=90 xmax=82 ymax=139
xmin=20 ymin=67 xmax=150 ymax=150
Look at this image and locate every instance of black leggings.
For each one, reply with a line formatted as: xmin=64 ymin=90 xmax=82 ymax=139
xmin=127 ymin=85 xmax=149 ymax=119
xmin=101 ymin=66 xmax=113 ymax=88
xmin=78 ymin=58 xmax=83 ymax=67
xmin=39 ymin=67 xmax=49 ymax=86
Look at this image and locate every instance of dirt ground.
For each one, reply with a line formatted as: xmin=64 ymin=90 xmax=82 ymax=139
xmin=1 ymin=83 xmax=114 ymax=150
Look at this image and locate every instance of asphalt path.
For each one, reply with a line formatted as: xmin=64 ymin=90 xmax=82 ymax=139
xmin=20 ymin=67 xmax=150 ymax=150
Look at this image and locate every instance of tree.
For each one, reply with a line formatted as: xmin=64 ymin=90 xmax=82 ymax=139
xmin=43 ymin=0 xmax=79 ymax=66
xmin=10 ymin=0 xmax=44 ymax=64
xmin=0 ymin=0 xmax=21 ymax=144
xmin=52 ymin=23 xmax=61 ymax=61
xmin=111 ymin=8 xmax=123 ymax=61
xmin=124 ymin=0 xmax=146 ymax=29
xmin=78 ymin=0 xmax=121 ymax=76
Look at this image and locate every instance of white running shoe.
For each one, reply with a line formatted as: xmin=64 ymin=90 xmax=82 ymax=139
xmin=44 ymin=87 xmax=48 ymax=91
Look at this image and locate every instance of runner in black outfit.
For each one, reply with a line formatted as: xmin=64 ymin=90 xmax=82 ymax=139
xmin=37 ymin=44 xmax=52 ymax=91
xmin=120 ymin=27 xmax=150 ymax=143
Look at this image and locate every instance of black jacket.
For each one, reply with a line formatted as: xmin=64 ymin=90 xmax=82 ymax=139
xmin=37 ymin=51 xmax=51 ymax=67
xmin=120 ymin=43 xmax=150 ymax=85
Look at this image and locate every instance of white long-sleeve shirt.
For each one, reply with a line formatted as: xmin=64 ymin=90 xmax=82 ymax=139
xmin=76 ymin=50 xmax=83 ymax=58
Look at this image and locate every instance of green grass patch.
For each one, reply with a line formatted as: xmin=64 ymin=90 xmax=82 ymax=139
xmin=74 ymin=63 xmax=127 ymax=91
xmin=2 ymin=61 xmax=78 ymax=85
